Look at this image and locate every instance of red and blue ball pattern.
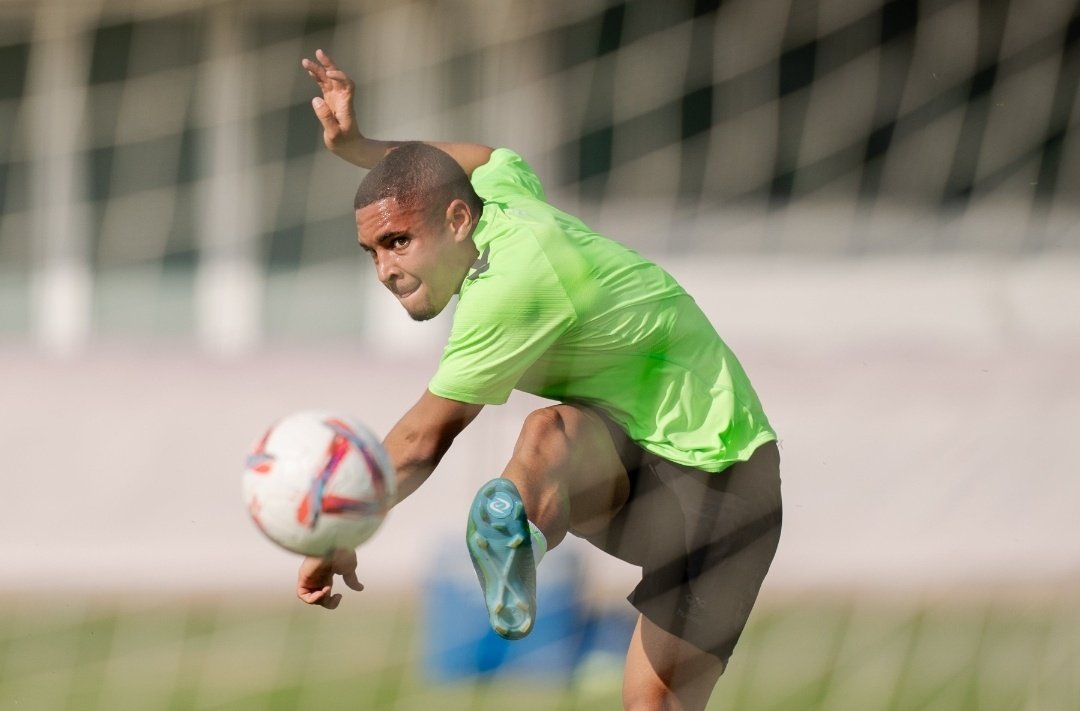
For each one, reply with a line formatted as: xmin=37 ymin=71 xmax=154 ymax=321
xmin=242 ymin=411 xmax=395 ymax=556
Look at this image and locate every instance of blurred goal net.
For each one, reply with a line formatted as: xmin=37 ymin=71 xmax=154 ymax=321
xmin=0 ymin=0 xmax=1077 ymax=350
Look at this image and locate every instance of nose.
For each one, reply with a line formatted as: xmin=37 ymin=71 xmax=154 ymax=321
xmin=374 ymin=253 xmax=400 ymax=285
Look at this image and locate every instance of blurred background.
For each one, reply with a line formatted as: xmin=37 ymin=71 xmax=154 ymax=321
xmin=1 ymin=0 xmax=1078 ymax=708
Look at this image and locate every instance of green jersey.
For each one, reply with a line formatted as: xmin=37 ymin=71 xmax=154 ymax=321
xmin=428 ymin=149 xmax=775 ymax=472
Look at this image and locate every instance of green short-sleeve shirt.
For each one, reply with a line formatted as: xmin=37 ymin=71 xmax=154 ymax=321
xmin=428 ymin=148 xmax=775 ymax=472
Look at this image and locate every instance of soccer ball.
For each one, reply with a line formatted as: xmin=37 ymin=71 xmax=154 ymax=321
xmin=242 ymin=411 xmax=396 ymax=556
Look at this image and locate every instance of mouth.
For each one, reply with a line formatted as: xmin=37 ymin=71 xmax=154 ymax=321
xmin=391 ymin=284 xmax=419 ymax=299
xmin=388 ymin=278 xmax=416 ymax=293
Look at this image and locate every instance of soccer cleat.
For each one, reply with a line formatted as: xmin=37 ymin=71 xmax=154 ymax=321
xmin=466 ymin=478 xmax=537 ymax=640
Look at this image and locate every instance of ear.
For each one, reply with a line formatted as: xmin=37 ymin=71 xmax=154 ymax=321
xmin=445 ymin=199 xmax=474 ymax=241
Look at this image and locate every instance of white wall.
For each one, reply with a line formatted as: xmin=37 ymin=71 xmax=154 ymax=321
xmin=2 ymin=256 xmax=1078 ymax=599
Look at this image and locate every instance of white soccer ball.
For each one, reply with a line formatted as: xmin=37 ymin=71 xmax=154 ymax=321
xmin=242 ymin=411 xmax=396 ymax=556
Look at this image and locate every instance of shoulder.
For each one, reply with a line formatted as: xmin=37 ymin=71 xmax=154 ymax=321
xmin=471 ymin=148 xmax=546 ymax=203
xmin=462 ymin=223 xmax=556 ymax=296
xmin=457 ymin=226 xmax=578 ymax=327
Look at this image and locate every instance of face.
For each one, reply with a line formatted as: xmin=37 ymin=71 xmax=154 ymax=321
xmin=356 ymin=196 xmax=477 ymax=321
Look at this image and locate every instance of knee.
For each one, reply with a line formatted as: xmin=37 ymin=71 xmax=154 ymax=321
xmin=621 ymin=683 xmax=664 ymax=711
xmin=518 ymin=406 xmax=572 ymax=450
xmin=513 ymin=405 xmax=589 ymax=473
xmin=623 ymin=676 xmax=723 ymax=711
xmin=623 ymin=666 xmax=725 ymax=711
xmin=623 ymin=616 xmax=727 ymax=710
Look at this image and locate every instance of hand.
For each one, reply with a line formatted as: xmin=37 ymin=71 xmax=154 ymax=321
xmin=301 ymin=49 xmax=362 ymax=159
xmin=296 ymin=548 xmax=364 ymax=609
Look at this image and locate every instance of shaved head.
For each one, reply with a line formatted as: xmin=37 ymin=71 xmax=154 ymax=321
xmin=354 ymin=142 xmax=483 ymax=220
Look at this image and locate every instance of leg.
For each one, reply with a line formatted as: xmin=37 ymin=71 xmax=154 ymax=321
xmin=620 ymin=442 xmax=782 ymax=708
xmin=623 ymin=613 xmax=725 ymax=711
xmin=466 ymin=404 xmax=628 ymax=638
xmin=499 ymin=404 xmax=630 ymax=549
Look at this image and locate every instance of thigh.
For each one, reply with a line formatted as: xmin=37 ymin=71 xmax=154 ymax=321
xmin=566 ymin=411 xmax=783 ymax=663
xmin=569 ymin=409 xmax=687 ymax=568
xmin=520 ymin=403 xmax=631 ymax=537
xmin=639 ymin=441 xmax=783 ymax=661
xmin=661 ymin=441 xmax=782 ymax=570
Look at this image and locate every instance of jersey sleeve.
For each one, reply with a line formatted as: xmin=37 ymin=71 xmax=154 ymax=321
xmin=428 ymin=257 xmax=576 ymax=405
xmin=470 ymin=148 xmax=546 ymax=203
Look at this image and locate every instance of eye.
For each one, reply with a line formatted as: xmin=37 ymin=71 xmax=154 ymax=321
xmin=391 ymin=236 xmax=410 ymax=250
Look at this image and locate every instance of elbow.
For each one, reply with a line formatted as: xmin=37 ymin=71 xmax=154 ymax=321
xmin=391 ymin=425 xmax=453 ymax=471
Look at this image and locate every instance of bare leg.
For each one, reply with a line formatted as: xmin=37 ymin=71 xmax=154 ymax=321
xmin=478 ymin=404 xmax=725 ymax=709
xmin=465 ymin=404 xmax=630 ymax=638
xmin=623 ymin=613 xmax=726 ymax=711
xmin=498 ymin=404 xmax=629 ymax=549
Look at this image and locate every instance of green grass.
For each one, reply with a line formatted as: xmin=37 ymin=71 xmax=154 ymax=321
xmin=0 ymin=587 xmax=1076 ymax=710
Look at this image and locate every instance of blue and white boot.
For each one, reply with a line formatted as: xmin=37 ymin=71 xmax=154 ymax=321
xmin=466 ymin=478 xmax=537 ymax=640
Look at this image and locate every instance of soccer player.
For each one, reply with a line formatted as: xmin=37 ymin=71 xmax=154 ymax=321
xmin=296 ymin=49 xmax=782 ymax=710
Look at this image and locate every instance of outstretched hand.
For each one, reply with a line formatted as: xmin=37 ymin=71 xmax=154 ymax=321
xmin=300 ymin=47 xmax=492 ymax=173
xmin=301 ymin=49 xmax=362 ymax=159
xmin=296 ymin=548 xmax=364 ymax=610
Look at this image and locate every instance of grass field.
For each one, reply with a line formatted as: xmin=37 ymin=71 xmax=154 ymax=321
xmin=1 ymin=585 xmax=1076 ymax=710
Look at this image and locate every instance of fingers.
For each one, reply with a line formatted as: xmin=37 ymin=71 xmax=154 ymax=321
xmin=342 ymin=569 xmax=365 ymax=592
xmin=300 ymin=50 xmax=340 ymax=81
xmin=325 ymin=70 xmax=353 ymax=93
xmin=315 ymin=48 xmax=339 ymax=70
xmin=302 ymin=51 xmax=353 ymax=91
xmin=298 ymin=586 xmax=343 ymax=610
xmin=332 ymin=549 xmax=362 ymax=591
xmin=298 ymin=584 xmax=331 ymax=605
xmin=301 ymin=57 xmax=325 ymax=85
xmin=311 ymin=97 xmax=337 ymax=130
xmin=301 ymin=57 xmax=334 ymax=94
xmin=296 ymin=549 xmax=362 ymax=608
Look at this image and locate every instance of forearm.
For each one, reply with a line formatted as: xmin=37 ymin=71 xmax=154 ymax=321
xmin=381 ymin=391 xmax=483 ymax=506
xmin=382 ymin=419 xmax=451 ymax=507
xmin=336 ymin=137 xmax=400 ymax=170
xmin=389 ymin=455 xmax=438 ymax=506
xmin=339 ymin=137 xmax=493 ymax=176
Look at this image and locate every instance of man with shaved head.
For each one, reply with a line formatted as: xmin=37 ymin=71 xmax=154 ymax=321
xmin=295 ymin=49 xmax=782 ymax=710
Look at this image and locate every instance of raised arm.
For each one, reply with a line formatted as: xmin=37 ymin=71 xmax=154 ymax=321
xmin=301 ymin=49 xmax=494 ymax=175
